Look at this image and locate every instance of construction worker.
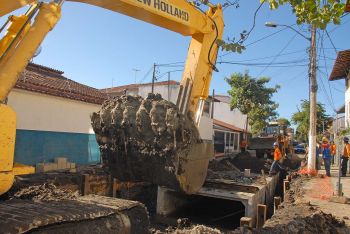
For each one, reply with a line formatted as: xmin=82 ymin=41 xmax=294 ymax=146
xmin=341 ymin=137 xmax=350 ymax=177
xmin=330 ymin=140 xmax=336 ymax=165
xmin=316 ymin=141 xmax=321 ymax=170
xmin=283 ymin=136 xmax=289 ymax=156
xmin=320 ymin=137 xmax=331 ymax=177
xmin=277 ymin=134 xmax=284 ymax=156
xmin=269 ymin=142 xmax=284 ymax=176
xmin=240 ymin=139 xmax=247 ymax=152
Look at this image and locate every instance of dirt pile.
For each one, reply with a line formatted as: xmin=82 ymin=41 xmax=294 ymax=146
xmin=11 ymin=183 xmax=79 ymax=201
xmin=261 ymin=205 xmax=346 ymax=234
xmin=151 ymin=218 xmax=221 ymax=234
xmin=91 ymin=94 xmax=202 ymax=191
xmin=259 ymin=176 xmax=347 ymax=234
xmin=206 ymin=158 xmax=257 ymax=184
xmin=232 ymin=152 xmax=271 ymax=173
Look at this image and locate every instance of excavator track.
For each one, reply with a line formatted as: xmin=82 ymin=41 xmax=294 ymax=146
xmin=0 ymin=195 xmax=149 ymax=234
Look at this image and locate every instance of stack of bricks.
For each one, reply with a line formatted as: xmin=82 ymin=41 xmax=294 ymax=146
xmin=36 ymin=157 xmax=76 ymax=173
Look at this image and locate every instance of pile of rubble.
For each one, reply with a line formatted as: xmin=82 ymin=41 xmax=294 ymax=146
xmin=151 ymin=218 xmax=221 ymax=234
xmin=206 ymin=157 xmax=259 ymax=184
xmin=11 ymin=183 xmax=79 ymax=201
xmin=232 ymin=152 xmax=271 ymax=173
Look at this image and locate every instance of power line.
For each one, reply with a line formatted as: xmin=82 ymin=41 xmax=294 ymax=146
xmin=219 ymin=27 xmax=289 ymax=58
xmin=218 ymin=63 xmax=310 ymax=67
xmin=219 ymin=58 xmax=308 ymax=66
xmin=315 ymin=31 xmax=335 ymax=112
xmin=139 ymin=65 xmax=154 ymax=84
xmin=218 ymin=49 xmax=307 ymax=63
xmin=325 ymin=30 xmax=337 ymax=54
xmin=156 ymin=69 xmax=183 ymax=80
xmin=157 ymin=62 xmax=184 ymax=66
xmin=317 ymin=69 xmax=337 ymax=112
xmin=320 ymin=33 xmax=336 ymax=111
xmin=256 ymin=33 xmax=298 ymax=77
xmin=284 ymin=69 xmax=308 ymax=82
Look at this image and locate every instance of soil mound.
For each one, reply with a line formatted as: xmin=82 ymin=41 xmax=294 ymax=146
xmin=11 ymin=183 xmax=78 ymax=201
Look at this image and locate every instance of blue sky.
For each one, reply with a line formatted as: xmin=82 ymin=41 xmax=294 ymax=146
xmin=4 ymin=1 xmax=350 ymax=121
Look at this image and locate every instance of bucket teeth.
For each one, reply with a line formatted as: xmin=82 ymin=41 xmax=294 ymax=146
xmin=91 ymin=94 xmax=208 ymax=193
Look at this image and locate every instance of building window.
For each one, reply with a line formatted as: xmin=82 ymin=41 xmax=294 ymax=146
xmin=214 ymin=130 xmax=241 ymax=156
xmin=214 ymin=131 xmax=225 ymax=153
xmin=202 ymin=100 xmax=210 ymax=117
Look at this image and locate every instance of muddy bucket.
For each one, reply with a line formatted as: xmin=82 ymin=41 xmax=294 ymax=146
xmin=91 ymin=94 xmax=213 ymax=194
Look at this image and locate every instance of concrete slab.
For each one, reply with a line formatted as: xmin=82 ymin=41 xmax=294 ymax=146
xmin=156 ymin=173 xmax=279 ymax=227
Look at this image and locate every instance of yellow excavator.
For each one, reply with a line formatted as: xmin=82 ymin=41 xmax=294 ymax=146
xmin=0 ymin=0 xmax=224 ymax=197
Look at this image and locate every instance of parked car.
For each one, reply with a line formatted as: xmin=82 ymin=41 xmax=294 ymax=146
xmin=294 ymin=144 xmax=306 ymax=154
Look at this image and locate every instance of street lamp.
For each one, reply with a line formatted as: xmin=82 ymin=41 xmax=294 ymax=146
xmin=265 ymin=22 xmax=318 ymax=174
xmin=132 ymin=68 xmax=140 ymax=84
xmin=265 ymin=22 xmax=311 ymax=41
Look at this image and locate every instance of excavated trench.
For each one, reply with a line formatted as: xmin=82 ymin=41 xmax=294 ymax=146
xmin=91 ymin=93 xmax=202 ymax=191
xmin=166 ymin=195 xmax=245 ymax=230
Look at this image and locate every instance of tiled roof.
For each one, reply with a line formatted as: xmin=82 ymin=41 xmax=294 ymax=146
xmin=214 ymin=95 xmax=231 ymax=104
xmin=337 ymin=104 xmax=345 ymax=114
xmin=213 ymin=119 xmax=247 ymax=133
xmin=15 ymin=63 xmax=107 ymax=104
xmin=329 ymin=50 xmax=350 ymax=81
xmin=101 ymin=80 xmax=179 ymax=94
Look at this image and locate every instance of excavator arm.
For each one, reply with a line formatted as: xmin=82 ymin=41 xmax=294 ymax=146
xmin=0 ymin=0 xmax=224 ymax=194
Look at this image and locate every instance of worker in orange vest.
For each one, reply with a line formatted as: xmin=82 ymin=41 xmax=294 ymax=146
xmin=240 ymin=139 xmax=247 ymax=152
xmin=341 ymin=137 xmax=350 ymax=176
xmin=330 ymin=140 xmax=336 ymax=165
xmin=269 ymin=142 xmax=284 ymax=176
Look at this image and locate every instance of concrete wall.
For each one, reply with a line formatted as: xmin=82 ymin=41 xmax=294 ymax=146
xmin=138 ymin=84 xmax=179 ymax=104
xmin=345 ymin=75 xmax=350 ymax=128
xmin=8 ymin=89 xmax=101 ymax=165
xmin=213 ymin=101 xmax=247 ymax=130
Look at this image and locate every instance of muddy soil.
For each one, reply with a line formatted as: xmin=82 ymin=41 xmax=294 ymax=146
xmin=229 ymin=175 xmax=348 ymax=234
xmin=259 ymin=175 xmax=348 ymax=234
xmin=231 ymin=152 xmax=271 ymax=174
xmin=11 ymin=183 xmax=79 ymax=201
xmin=151 ymin=218 xmax=221 ymax=234
xmin=206 ymin=158 xmax=258 ymax=184
xmin=91 ymin=94 xmax=202 ymax=190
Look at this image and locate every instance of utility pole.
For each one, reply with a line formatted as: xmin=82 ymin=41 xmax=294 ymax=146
xmin=167 ymin=72 xmax=170 ymax=101
xmin=307 ymin=24 xmax=317 ymax=173
xmin=151 ymin=63 xmax=156 ymax=94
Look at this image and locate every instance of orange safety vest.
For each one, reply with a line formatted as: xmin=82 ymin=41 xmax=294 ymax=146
xmin=330 ymin=144 xmax=336 ymax=155
xmin=274 ymin=148 xmax=282 ymax=161
xmin=240 ymin=140 xmax=247 ymax=148
xmin=343 ymin=144 xmax=350 ymax=158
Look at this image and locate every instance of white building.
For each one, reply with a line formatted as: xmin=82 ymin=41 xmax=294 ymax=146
xmin=102 ymin=82 xmax=249 ymax=157
xmin=8 ymin=63 xmax=106 ymax=165
xmin=329 ymin=50 xmax=350 ymax=127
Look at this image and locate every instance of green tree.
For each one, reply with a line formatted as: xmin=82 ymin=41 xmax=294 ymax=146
xmin=218 ymin=1 xmax=346 ymax=53
xmin=291 ymin=100 xmax=329 ymax=141
xmin=262 ymin=0 xmax=346 ymax=29
xmin=226 ymin=71 xmax=280 ymax=134
xmin=276 ymin=118 xmax=291 ymax=127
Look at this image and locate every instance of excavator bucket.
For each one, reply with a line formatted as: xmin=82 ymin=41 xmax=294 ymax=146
xmin=91 ymin=94 xmax=213 ymax=194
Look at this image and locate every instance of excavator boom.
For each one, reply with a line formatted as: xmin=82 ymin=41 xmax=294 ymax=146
xmin=0 ymin=0 xmax=224 ymax=195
